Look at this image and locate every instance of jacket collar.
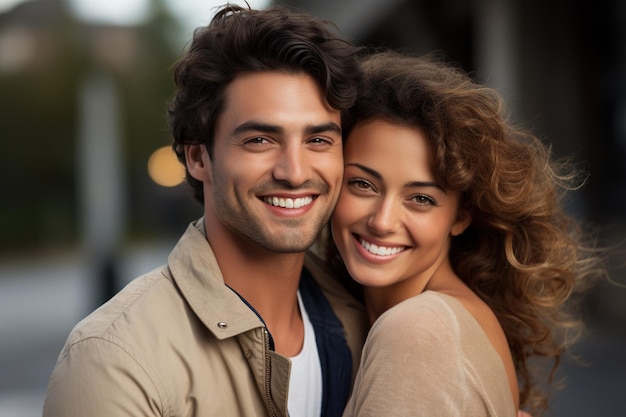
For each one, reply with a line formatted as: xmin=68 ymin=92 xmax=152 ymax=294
xmin=168 ymin=218 xmax=264 ymax=339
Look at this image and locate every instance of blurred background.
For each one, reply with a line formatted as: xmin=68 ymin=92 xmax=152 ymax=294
xmin=0 ymin=0 xmax=624 ymax=415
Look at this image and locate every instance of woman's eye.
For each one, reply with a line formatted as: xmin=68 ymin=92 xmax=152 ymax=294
xmin=412 ymin=194 xmax=436 ymax=205
xmin=347 ymin=178 xmax=374 ymax=191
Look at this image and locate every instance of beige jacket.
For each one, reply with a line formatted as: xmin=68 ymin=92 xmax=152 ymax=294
xmin=343 ymin=291 xmax=516 ymax=417
xmin=43 ymin=219 xmax=368 ymax=417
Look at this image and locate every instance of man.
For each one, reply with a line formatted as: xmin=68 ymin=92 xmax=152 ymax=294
xmin=42 ymin=5 xmax=368 ymax=417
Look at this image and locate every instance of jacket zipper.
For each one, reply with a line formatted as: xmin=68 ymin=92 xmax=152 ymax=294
xmin=263 ymin=327 xmax=277 ymax=417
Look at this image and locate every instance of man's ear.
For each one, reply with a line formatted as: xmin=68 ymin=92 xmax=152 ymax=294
xmin=185 ymin=144 xmax=212 ymax=182
xmin=451 ymin=209 xmax=472 ymax=237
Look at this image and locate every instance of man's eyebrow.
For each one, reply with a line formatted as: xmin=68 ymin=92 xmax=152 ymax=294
xmin=232 ymin=121 xmax=341 ymax=136
xmin=305 ymin=122 xmax=342 ymax=135
xmin=346 ymin=163 xmax=445 ymax=192
xmin=233 ymin=121 xmax=283 ymax=135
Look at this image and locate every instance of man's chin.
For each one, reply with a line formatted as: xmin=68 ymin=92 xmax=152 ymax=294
xmin=263 ymin=241 xmax=315 ymax=254
xmin=259 ymin=233 xmax=318 ymax=254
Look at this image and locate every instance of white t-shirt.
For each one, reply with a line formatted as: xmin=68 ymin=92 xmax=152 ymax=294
xmin=287 ymin=291 xmax=323 ymax=417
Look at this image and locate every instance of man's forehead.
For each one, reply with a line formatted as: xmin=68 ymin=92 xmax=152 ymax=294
xmin=216 ymin=71 xmax=341 ymax=134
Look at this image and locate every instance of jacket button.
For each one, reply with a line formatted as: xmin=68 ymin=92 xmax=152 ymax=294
xmin=245 ymin=350 xmax=253 ymax=359
xmin=217 ymin=322 xmax=228 ymax=329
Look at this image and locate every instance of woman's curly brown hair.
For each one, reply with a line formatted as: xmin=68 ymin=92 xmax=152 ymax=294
xmin=324 ymin=50 xmax=604 ymax=415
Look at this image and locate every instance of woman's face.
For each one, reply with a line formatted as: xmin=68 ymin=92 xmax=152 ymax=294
xmin=331 ymin=119 xmax=470 ymax=290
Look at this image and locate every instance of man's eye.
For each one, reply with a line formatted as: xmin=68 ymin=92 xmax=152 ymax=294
xmin=246 ymin=137 xmax=267 ymax=144
xmin=309 ymin=137 xmax=333 ymax=145
xmin=243 ymin=137 xmax=273 ymax=147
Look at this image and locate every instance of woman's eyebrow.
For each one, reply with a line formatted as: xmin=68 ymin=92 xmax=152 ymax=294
xmin=345 ymin=163 xmax=445 ymax=192
xmin=405 ymin=180 xmax=445 ymax=192
xmin=345 ymin=163 xmax=381 ymax=179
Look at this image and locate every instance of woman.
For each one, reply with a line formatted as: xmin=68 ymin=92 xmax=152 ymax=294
xmin=325 ymin=51 xmax=602 ymax=416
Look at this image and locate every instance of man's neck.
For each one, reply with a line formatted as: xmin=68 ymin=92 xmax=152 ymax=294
xmin=221 ymin=248 xmax=304 ymax=320
xmin=205 ymin=222 xmax=306 ymax=356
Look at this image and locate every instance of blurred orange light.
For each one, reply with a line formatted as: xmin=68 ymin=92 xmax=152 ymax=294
xmin=147 ymin=146 xmax=185 ymax=187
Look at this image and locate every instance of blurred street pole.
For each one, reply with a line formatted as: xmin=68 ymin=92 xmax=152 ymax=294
xmin=77 ymin=70 xmax=126 ymax=308
xmin=474 ymin=0 xmax=520 ymax=114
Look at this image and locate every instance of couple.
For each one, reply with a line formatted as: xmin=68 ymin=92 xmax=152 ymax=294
xmin=42 ymin=4 xmax=600 ymax=417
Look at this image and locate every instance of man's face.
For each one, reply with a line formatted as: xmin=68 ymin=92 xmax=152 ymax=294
xmin=200 ymin=71 xmax=343 ymax=253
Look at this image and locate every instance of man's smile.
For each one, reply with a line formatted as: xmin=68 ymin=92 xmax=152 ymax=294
xmin=262 ymin=195 xmax=315 ymax=209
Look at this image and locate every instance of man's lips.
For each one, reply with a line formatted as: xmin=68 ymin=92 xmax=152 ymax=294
xmin=262 ymin=195 xmax=315 ymax=209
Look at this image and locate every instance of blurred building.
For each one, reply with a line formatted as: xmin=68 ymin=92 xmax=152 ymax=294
xmin=0 ymin=0 xmax=196 ymax=258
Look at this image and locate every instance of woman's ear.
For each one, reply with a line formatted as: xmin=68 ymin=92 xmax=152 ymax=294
xmin=451 ymin=209 xmax=472 ymax=237
xmin=185 ymin=144 xmax=212 ymax=182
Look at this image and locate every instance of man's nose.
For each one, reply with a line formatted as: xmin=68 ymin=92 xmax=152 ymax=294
xmin=272 ymin=143 xmax=308 ymax=186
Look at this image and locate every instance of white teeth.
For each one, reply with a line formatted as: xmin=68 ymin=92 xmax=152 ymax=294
xmin=360 ymin=238 xmax=404 ymax=256
xmin=264 ymin=196 xmax=313 ymax=209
